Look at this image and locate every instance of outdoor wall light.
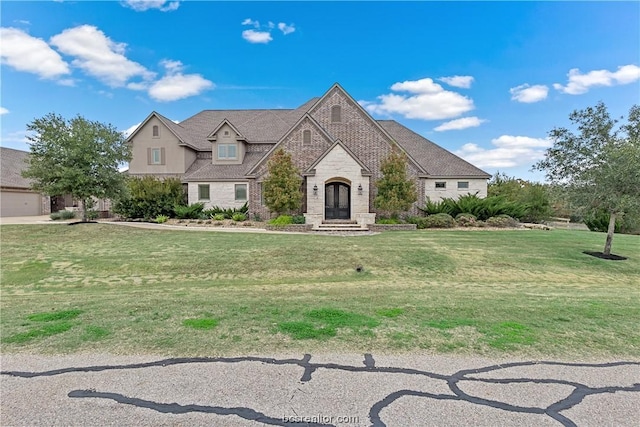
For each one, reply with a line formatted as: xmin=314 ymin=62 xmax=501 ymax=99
xmin=357 ymin=184 xmax=363 ymax=195
xmin=313 ymin=184 xmax=318 ymax=196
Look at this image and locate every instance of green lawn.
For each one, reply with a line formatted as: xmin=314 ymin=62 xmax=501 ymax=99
xmin=1 ymin=224 xmax=638 ymax=357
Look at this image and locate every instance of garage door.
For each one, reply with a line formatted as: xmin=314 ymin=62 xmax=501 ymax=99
xmin=0 ymin=191 xmax=42 ymax=217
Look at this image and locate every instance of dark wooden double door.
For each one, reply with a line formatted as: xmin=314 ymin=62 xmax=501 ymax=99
xmin=325 ymin=183 xmax=350 ymax=220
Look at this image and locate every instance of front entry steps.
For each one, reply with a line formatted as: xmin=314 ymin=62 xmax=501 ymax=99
xmin=312 ymin=220 xmax=369 ymax=232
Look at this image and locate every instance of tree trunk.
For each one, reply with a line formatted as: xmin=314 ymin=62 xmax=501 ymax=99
xmin=603 ymin=212 xmax=616 ymax=255
xmin=81 ymin=198 xmax=88 ymax=222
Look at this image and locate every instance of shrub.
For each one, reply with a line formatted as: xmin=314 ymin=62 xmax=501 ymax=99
xmin=155 ymin=215 xmax=168 ymax=224
xmin=60 ymin=210 xmax=76 ymax=220
xmin=423 ymin=213 xmax=456 ymax=228
xmin=268 ymin=215 xmax=293 ymax=225
xmin=419 ymin=194 xmax=528 ymax=221
xmin=204 ymin=202 xmax=249 ymax=219
xmin=174 ymin=202 xmax=205 ymax=219
xmin=486 ymin=215 xmax=519 ymax=228
xmin=455 ymin=213 xmax=477 ymax=227
xmin=582 ymin=209 xmax=640 ymax=234
xmin=292 ymin=215 xmax=306 ymax=224
xmin=114 ymin=176 xmax=185 ymax=219
xmin=406 ymin=216 xmax=429 ymax=229
xmin=232 ymin=213 xmax=247 ymax=222
xmin=85 ymin=210 xmax=98 ymax=220
xmin=51 ymin=210 xmax=76 ymax=220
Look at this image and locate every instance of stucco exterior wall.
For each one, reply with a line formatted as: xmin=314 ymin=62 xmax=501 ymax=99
xmin=423 ymin=178 xmax=488 ymax=201
xmin=212 ymin=123 xmax=245 ymax=165
xmin=128 ymin=116 xmax=193 ymax=175
xmin=188 ymin=181 xmax=249 ymax=209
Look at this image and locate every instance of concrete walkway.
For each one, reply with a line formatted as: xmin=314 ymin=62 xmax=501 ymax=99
xmin=1 ymin=353 xmax=638 ymax=426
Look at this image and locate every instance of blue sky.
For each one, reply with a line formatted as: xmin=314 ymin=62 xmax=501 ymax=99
xmin=1 ymin=1 xmax=639 ymax=181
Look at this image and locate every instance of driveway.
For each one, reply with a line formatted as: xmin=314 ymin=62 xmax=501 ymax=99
xmin=1 ymin=353 xmax=638 ymax=426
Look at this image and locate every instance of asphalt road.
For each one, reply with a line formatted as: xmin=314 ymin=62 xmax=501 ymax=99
xmin=2 ymin=353 xmax=639 ymax=426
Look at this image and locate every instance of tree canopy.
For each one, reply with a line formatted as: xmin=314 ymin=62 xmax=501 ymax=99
xmin=22 ymin=113 xmax=131 ymax=221
xmin=374 ymin=148 xmax=417 ymax=218
xmin=262 ymin=148 xmax=303 ymax=215
xmin=534 ymin=102 xmax=640 ymax=255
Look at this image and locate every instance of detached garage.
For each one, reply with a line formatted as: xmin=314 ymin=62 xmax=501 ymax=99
xmin=0 ymin=147 xmax=49 ymax=217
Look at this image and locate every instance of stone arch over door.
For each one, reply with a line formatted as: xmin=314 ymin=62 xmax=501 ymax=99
xmin=325 ymin=178 xmax=351 ymax=220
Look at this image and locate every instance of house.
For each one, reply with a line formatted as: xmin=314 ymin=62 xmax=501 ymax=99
xmin=0 ymin=147 xmax=51 ymax=217
xmin=127 ymin=83 xmax=490 ymax=226
xmin=0 ymin=147 xmax=111 ymax=218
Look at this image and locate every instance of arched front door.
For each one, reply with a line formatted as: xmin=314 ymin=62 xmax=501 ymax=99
xmin=325 ymin=182 xmax=350 ymax=220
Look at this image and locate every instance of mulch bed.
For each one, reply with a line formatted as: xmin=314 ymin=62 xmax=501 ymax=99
xmin=583 ymin=251 xmax=628 ymax=261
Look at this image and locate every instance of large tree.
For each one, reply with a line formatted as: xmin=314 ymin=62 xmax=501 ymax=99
xmin=374 ymin=148 xmax=417 ymax=218
xmin=262 ymin=148 xmax=302 ymax=215
xmin=22 ymin=113 xmax=131 ymax=221
xmin=534 ymin=102 xmax=640 ymax=256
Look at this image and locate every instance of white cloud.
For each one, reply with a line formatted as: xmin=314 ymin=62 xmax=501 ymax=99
xmin=14 ymin=20 xmax=31 ymax=25
xmin=0 ymin=107 xmax=9 ymax=115
xmin=438 ymin=75 xmax=474 ymax=89
xmin=122 ymin=1 xmax=180 ymax=12
xmin=242 ymin=29 xmax=273 ymax=44
xmin=365 ymin=78 xmax=474 ymax=120
xmin=455 ymin=135 xmax=551 ymax=168
xmin=278 ymin=22 xmax=295 ymax=35
xmin=0 ymin=27 xmax=70 ymax=79
xmin=510 ymin=84 xmax=549 ymax=103
xmin=147 ymin=59 xmax=213 ymax=102
xmin=122 ymin=122 xmax=141 ymax=137
xmin=50 ymin=25 xmax=155 ymax=87
xmin=553 ymin=64 xmax=640 ymax=95
xmin=241 ymin=18 xmax=261 ymax=28
xmin=434 ymin=116 xmax=486 ymax=132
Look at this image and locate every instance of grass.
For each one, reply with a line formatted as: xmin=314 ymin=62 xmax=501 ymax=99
xmin=0 ymin=224 xmax=638 ymax=357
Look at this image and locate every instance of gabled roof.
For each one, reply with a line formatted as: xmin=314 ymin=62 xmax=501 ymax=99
xmin=378 ymin=120 xmax=491 ymax=178
xmin=0 ymin=147 xmax=33 ymax=189
xmin=207 ymin=119 xmax=247 ymax=141
xmin=307 ymin=83 xmax=428 ymax=175
xmin=177 ymin=100 xmax=314 ymax=150
xmin=247 ymin=113 xmax=335 ymax=176
xmin=127 ymin=111 xmax=197 ymax=149
xmin=304 ymin=139 xmax=372 ymax=177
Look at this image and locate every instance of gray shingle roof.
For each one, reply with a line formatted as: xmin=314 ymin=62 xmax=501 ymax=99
xmin=377 ymin=120 xmax=491 ymax=178
xmin=0 ymin=147 xmax=33 ymax=189
xmin=178 ymin=101 xmax=313 ymax=151
xmin=183 ymin=152 xmax=265 ymax=181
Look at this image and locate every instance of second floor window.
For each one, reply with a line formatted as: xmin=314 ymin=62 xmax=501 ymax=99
xmin=152 ymin=125 xmax=159 ymax=138
xmin=218 ymin=143 xmax=237 ymax=160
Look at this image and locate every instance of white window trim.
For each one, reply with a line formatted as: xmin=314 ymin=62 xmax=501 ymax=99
xmin=151 ymin=148 xmax=162 ymax=165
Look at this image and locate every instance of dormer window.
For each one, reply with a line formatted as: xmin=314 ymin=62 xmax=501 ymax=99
xmin=302 ymin=129 xmax=311 ymax=145
xmin=152 ymin=125 xmax=159 ymax=138
xmin=218 ymin=143 xmax=237 ymax=160
xmin=331 ymin=105 xmax=342 ymax=123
